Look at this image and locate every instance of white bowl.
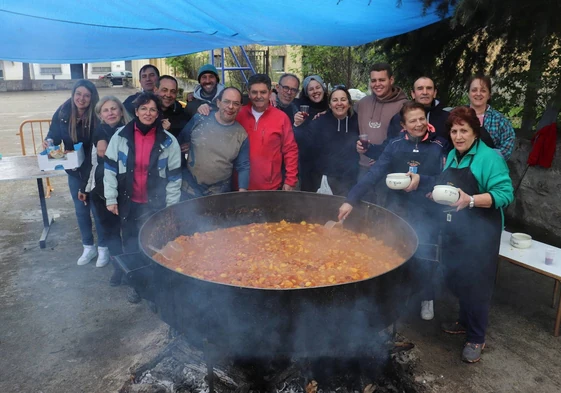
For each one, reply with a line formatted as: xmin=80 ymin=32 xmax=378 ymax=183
xmin=432 ymin=185 xmax=460 ymax=205
xmin=387 ymin=173 xmax=409 ymax=178
xmin=386 ymin=174 xmax=411 ymax=190
xmin=510 ymin=233 xmax=532 ymax=249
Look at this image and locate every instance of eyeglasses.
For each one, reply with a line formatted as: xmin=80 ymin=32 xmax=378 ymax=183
xmin=138 ymin=106 xmax=158 ymax=114
xmin=278 ymin=84 xmax=299 ymax=95
xmin=221 ymin=99 xmax=242 ymax=108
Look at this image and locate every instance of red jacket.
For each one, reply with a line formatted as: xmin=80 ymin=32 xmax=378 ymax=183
xmin=528 ymin=123 xmax=557 ymax=168
xmin=237 ymin=104 xmax=299 ymax=190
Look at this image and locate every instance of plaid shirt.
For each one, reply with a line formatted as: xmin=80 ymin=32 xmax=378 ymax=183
xmin=484 ymin=105 xmax=515 ymax=160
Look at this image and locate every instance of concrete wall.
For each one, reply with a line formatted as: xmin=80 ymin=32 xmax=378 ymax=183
xmin=0 ymin=78 xmax=111 ymax=92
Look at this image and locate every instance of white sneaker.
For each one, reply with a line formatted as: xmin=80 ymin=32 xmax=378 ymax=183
xmin=96 ymin=246 xmax=110 ymax=268
xmin=77 ymin=245 xmax=97 ymax=266
xmin=421 ymin=300 xmax=434 ymax=320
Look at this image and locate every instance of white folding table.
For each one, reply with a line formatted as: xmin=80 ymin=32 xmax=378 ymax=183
xmin=0 ymin=155 xmax=67 ymax=248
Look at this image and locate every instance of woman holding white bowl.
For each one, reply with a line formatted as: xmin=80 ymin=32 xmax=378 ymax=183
xmin=339 ymin=101 xmax=448 ymax=320
xmin=410 ymin=106 xmax=514 ymax=363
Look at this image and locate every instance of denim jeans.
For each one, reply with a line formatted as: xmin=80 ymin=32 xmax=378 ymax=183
xmin=67 ymin=174 xmax=105 ymax=246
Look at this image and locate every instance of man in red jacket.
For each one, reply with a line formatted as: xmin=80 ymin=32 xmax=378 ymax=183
xmin=237 ymin=74 xmax=299 ymax=190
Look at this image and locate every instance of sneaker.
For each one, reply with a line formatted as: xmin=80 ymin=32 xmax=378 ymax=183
xmin=441 ymin=321 xmax=467 ymax=334
xmin=110 ymin=267 xmax=123 ymax=287
xmin=77 ymin=245 xmax=97 ymax=266
xmin=462 ymin=342 xmax=485 ymax=363
xmin=420 ymin=300 xmax=434 ymax=320
xmin=96 ymin=247 xmax=110 ymax=268
xmin=127 ymin=287 xmax=141 ymax=304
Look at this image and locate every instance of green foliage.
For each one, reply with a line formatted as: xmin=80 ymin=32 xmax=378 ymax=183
xmin=165 ymin=54 xmax=205 ymax=79
xmin=300 ymin=45 xmax=384 ymax=91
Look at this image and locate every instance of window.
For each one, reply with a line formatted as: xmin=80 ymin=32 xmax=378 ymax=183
xmin=92 ymin=66 xmax=111 ymax=73
xmin=272 ymin=56 xmax=285 ymax=72
xmin=40 ymin=65 xmax=62 ymax=75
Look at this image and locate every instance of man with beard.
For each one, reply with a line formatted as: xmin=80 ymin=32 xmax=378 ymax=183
xmin=185 ymin=64 xmax=225 ymax=119
xmin=275 ymin=73 xmax=300 ymax=124
xmin=387 ymin=76 xmax=450 ymax=143
xmin=237 ymin=74 xmax=298 ymax=191
xmin=156 ymin=75 xmax=190 ymax=138
xmin=123 ymin=64 xmax=160 ymax=116
xmin=178 ymin=87 xmax=249 ymax=199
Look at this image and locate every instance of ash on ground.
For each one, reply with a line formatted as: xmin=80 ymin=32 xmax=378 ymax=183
xmin=118 ymin=332 xmax=439 ymax=393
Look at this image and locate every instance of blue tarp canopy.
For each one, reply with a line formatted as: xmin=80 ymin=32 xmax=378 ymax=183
xmin=0 ymin=0 xmax=448 ymax=63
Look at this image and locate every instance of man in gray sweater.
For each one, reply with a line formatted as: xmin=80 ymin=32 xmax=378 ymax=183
xmin=178 ymin=87 xmax=249 ymax=199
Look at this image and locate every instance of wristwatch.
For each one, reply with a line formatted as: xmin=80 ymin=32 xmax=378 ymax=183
xmin=469 ymin=195 xmax=475 ymax=209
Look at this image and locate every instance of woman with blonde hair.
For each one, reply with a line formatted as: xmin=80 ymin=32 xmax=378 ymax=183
xmin=43 ymin=79 xmax=101 ymax=266
xmin=85 ymin=96 xmax=130 ymax=276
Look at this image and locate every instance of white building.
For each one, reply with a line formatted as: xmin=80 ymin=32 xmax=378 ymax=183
xmin=0 ymin=60 xmax=128 ymax=80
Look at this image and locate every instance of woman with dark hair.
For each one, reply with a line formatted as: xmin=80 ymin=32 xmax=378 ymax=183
xmin=412 ymin=106 xmax=513 ymax=363
xmin=466 ymin=74 xmax=515 ymax=160
xmin=104 ymin=92 xmax=181 ymax=302
xmin=308 ymin=86 xmax=360 ymax=196
xmin=85 ymin=96 xmax=131 ymax=277
xmin=43 ymin=79 xmax=101 ymax=266
xmin=292 ymin=75 xmax=329 ymax=192
xmin=339 ymin=101 xmax=448 ymax=320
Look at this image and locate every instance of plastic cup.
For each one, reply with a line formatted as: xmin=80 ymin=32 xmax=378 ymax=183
xmin=299 ymin=105 xmax=310 ymax=118
xmin=545 ymin=248 xmax=555 ymax=265
xmin=359 ymin=134 xmax=370 ymax=149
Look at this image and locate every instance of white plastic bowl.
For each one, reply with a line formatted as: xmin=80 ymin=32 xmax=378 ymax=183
xmin=510 ymin=233 xmax=532 ymax=249
xmin=432 ymin=185 xmax=460 ymax=205
xmin=387 ymin=173 xmax=409 ymax=178
xmin=386 ymin=174 xmax=411 ymax=190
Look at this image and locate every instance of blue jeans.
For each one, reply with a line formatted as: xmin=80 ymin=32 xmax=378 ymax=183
xmin=68 ymin=174 xmax=105 ymax=246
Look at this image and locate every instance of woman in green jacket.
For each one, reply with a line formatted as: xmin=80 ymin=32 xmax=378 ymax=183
xmin=410 ymin=106 xmax=514 ymax=363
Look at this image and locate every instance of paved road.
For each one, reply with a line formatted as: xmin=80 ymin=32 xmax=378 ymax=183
xmin=0 ymin=87 xmax=137 ymax=156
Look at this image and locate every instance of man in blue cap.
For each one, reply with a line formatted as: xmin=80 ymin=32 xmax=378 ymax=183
xmin=185 ymin=64 xmax=225 ymax=120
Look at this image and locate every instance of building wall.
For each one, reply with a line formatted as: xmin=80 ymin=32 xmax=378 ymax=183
xmin=0 ymin=61 xmax=24 ymax=80
xmin=130 ymin=59 xmax=174 ymax=88
xmin=30 ymin=63 xmax=72 ymax=80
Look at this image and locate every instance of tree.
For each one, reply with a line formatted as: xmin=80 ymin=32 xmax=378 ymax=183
xmin=380 ymin=0 xmax=561 ymax=138
xmin=300 ymin=45 xmax=383 ymax=90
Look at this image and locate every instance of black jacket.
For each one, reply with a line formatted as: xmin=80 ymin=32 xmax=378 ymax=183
xmin=292 ymin=97 xmax=329 ymax=162
xmin=123 ymin=92 xmax=141 ymax=117
xmin=46 ymin=99 xmax=96 ymax=192
xmin=308 ymin=111 xmax=360 ymax=179
xmin=91 ymin=122 xmax=120 ymax=197
xmin=161 ymin=101 xmax=190 ymax=138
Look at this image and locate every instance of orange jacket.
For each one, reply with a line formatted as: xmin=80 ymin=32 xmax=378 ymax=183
xmin=237 ymin=104 xmax=299 ymax=190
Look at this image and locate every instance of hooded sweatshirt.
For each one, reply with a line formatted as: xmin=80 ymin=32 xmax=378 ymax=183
xmin=185 ymin=83 xmax=225 ymax=119
xmin=355 ymin=87 xmax=408 ymax=167
xmin=308 ymin=110 xmax=359 ymax=179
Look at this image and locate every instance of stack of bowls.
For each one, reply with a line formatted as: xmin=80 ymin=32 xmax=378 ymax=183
xmin=510 ymin=233 xmax=532 ymax=249
xmin=386 ymin=173 xmax=411 ymax=190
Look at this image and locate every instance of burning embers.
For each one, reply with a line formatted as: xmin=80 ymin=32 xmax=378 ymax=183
xmin=118 ymin=331 xmax=428 ymax=393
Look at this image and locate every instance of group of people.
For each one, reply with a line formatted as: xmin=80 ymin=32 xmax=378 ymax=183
xmin=44 ymin=61 xmax=515 ymax=363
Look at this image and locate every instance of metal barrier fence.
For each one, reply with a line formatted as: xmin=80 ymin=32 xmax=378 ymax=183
xmin=17 ymin=119 xmax=54 ymax=197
